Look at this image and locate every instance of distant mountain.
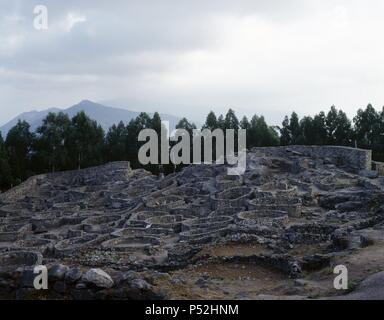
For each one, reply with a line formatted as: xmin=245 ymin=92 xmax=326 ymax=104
xmin=0 ymin=100 xmax=180 ymax=136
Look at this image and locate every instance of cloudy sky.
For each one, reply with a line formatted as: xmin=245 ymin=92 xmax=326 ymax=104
xmin=1 ymin=0 xmax=384 ymax=125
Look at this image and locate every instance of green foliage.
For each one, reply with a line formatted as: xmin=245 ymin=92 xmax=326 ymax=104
xmin=240 ymin=116 xmax=250 ymax=130
xmin=0 ymin=133 xmax=12 ymax=189
xmin=279 ymin=107 xmax=352 ymax=147
xmin=2 ymin=103 xmax=384 ymax=191
xmin=66 ymin=111 xmax=105 ymax=169
xmin=151 ymin=112 xmax=162 ymax=135
xmin=312 ymin=112 xmax=328 ymax=145
xmin=176 ymin=118 xmax=197 ymax=137
xmin=5 ymin=120 xmax=34 ymax=184
xmin=289 ymin=112 xmax=301 ymax=144
xmin=203 ymin=111 xmax=218 ymax=130
xmin=278 ymin=112 xmax=301 ymax=145
xmin=105 ymin=121 xmax=127 ymax=162
xmin=248 ymin=115 xmax=279 ymax=148
xmin=354 ymin=104 xmax=381 ymax=148
xmin=224 ymin=109 xmax=239 ymax=130
xmin=279 ymin=116 xmax=291 ymax=146
xmin=326 ymin=106 xmax=352 ymax=146
xmin=217 ymin=114 xmax=225 ymax=130
xmin=34 ymin=112 xmax=71 ymax=172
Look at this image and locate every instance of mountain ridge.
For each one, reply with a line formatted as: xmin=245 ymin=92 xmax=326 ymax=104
xmin=0 ymin=100 xmax=180 ymax=136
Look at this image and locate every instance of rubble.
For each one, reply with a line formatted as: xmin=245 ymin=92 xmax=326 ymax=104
xmin=0 ymin=148 xmax=384 ymax=299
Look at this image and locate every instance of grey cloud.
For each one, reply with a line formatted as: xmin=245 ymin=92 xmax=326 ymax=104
xmin=1 ymin=0 xmax=384 ymax=125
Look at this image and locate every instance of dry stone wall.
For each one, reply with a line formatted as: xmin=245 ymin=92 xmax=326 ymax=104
xmin=255 ymin=146 xmax=372 ymax=173
xmin=1 ymin=146 xmax=384 ymax=300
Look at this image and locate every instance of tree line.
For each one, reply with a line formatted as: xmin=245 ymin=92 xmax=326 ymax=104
xmin=0 ymin=104 xmax=383 ymax=191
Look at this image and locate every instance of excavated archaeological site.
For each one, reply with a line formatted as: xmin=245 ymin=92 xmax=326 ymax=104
xmin=1 ymin=145 xmax=384 ymax=300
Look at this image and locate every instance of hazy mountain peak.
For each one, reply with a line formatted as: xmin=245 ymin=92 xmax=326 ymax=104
xmin=0 ymin=100 xmax=180 ymax=136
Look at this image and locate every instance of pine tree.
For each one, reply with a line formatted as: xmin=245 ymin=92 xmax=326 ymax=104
xmin=279 ymin=116 xmax=291 ymax=146
xmin=312 ymin=111 xmax=327 ymax=145
xmin=326 ymin=106 xmax=339 ymax=145
xmin=0 ymin=133 xmax=12 ymax=189
xmin=299 ymin=116 xmax=314 ymax=145
xmin=152 ymin=112 xmax=162 ymax=135
xmin=5 ymin=120 xmax=34 ymax=184
xmin=217 ymin=115 xmax=225 ymax=130
xmin=67 ymin=112 xmax=105 ymax=169
xmin=289 ymin=112 xmax=301 ymax=144
xmin=35 ymin=112 xmax=71 ymax=172
xmin=334 ymin=110 xmax=352 ymax=146
xmin=240 ymin=116 xmax=250 ymax=130
xmin=353 ymin=104 xmax=380 ymax=149
xmin=224 ymin=109 xmax=239 ymax=130
xmin=203 ymin=111 xmax=218 ymax=130
xmin=176 ymin=118 xmax=197 ymax=137
xmin=249 ymin=115 xmax=279 ymax=147
xmin=105 ymin=121 xmax=127 ymax=162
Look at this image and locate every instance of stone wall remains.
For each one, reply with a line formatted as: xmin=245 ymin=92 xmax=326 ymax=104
xmin=255 ymin=146 xmax=372 ymax=173
xmin=372 ymin=161 xmax=384 ymax=176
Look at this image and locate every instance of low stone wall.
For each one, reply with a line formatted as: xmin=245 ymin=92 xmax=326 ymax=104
xmin=288 ymin=146 xmax=372 ymax=172
xmin=255 ymin=146 xmax=372 ymax=173
xmin=0 ymin=161 xmax=132 ymax=202
xmin=372 ymin=161 xmax=384 ymax=176
xmin=0 ymin=174 xmax=48 ymax=202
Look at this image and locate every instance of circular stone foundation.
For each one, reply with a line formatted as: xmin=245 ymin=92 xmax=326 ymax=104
xmin=55 ymin=234 xmax=100 ymax=256
xmin=216 ymin=175 xmax=243 ymax=191
xmin=146 ymin=214 xmax=182 ymax=226
xmin=260 ymin=182 xmax=298 ymax=196
xmin=145 ymin=195 xmax=185 ymax=211
xmin=236 ymin=210 xmax=289 ymax=227
xmin=182 ymin=216 xmax=233 ymax=231
xmin=210 ymin=186 xmax=253 ymax=210
xmin=179 ymin=227 xmax=229 ymax=244
xmin=162 ymin=186 xmax=200 ymax=198
xmin=82 ymin=214 xmax=122 ymax=233
xmin=14 ymin=237 xmax=54 ymax=250
xmin=101 ymin=236 xmax=160 ymax=251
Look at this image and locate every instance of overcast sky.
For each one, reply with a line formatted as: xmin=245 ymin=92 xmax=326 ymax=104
xmin=1 ymin=0 xmax=384 ymax=125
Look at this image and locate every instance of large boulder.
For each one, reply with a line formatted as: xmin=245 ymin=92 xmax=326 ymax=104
xmin=48 ymin=264 xmax=69 ymax=281
xmin=65 ymin=267 xmax=83 ymax=283
xmin=331 ymin=271 xmax=384 ymax=300
xmin=82 ymin=268 xmax=114 ymax=289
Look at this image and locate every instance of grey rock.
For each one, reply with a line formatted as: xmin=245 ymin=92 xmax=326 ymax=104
xmin=359 ymin=169 xmax=379 ymax=179
xmin=82 ymin=268 xmax=114 ymax=289
xmin=195 ymin=277 xmax=210 ymax=288
xmin=122 ymin=270 xmax=138 ymax=281
xmin=48 ymin=264 xmax=69 ymax=281
xmin=114 ymin=270 xmax=139 ymax=285
xmin=335 ymin=201 xmax=362 ymax=212
xmin=65 ymin=267 xmax=83 ymax=283
xmin=150 ymin=271 xmax=170 ymax=281
xmin=330 ymin=271 xmax=384 ymax=300
xmin=130 ymin=279 xmax=152 ymax=291
xmin=170 ymin=278 xmax=185 ymax=286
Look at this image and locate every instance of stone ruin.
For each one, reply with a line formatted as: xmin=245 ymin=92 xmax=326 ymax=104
xmin=1 ymin=146 xmax=384 ymax=300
